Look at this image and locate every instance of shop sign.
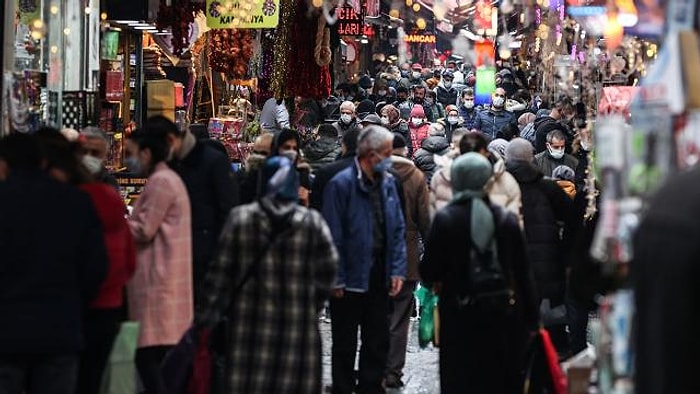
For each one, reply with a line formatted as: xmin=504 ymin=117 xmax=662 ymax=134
xmin=336 ymin=6 xmax=364 ymax=36
xmin=403 ymin=34 xmax=436 ymax=44
xmin=206 ymin=0 xmax=280 ymax=29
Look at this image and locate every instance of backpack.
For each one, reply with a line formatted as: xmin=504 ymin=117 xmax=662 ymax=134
xmin=458 ymin=208 xmax=514 ymax=313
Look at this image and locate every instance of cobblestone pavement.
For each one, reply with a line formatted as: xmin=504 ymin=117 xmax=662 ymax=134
xmin=320 ymin=319 xmax=441 ymax=394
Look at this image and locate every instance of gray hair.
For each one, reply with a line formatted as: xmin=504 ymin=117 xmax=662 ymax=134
xmin=81 ymin=126 xmax=111 ymax=148
xmin=428 ymin=123 xmax=445 ymax=137
xmin=546 ymin=129 xmax=566 ymax=143
xmin=340 ymin=101 xmax=356 ymax=113
xmin=357 ymin=126 xmax=393 ymax=157
xmin=451 ymin=127 xmax=470 ymax=145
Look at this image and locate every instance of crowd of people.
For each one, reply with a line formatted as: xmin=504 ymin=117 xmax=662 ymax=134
xmin=0 ymin=60 xmax=601 ymax=394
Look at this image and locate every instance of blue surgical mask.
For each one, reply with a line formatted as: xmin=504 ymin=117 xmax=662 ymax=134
xmin=125 ymin=156 xmax=143 ymax=175
xmin=373 ymin=155 xmax=393 ymax=173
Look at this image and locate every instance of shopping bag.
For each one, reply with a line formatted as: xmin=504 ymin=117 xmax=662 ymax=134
xmin=187 ymin=329 xmax=213 ymax=394
xmin=415 ymin=286 xmax=439 ymax=348
xmin=160 ymin=327 xmax=197 ymax=394
xmin=522 ymin=328 xmax=567 ymax=394
xmin=99 ymin=321 xmax=140 ymax=394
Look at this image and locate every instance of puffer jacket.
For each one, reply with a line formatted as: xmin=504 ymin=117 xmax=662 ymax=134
xmin=391 ymin=156 xmax=432 ymax=281
xmin=436 ymin=85 xmax=459 ymax=107
xmin=303 ymin=137 xmax=342 ymax=172
xmin=413 ymin=136 xmax=450 ymax=185
xmin=430 ymin=154 xmax=523 ymax=224
xmin=486 ymin=155 xmax=523 ymax=226
xmin=409 ymin=123 xmax=431 ymax=156
xmin=473 ymin=108 xmax=515 ymax=139
xmin=389 ymin=121 xmax=412 ymax=156
xmin=506 ymin=160 xmax=575 ymax=304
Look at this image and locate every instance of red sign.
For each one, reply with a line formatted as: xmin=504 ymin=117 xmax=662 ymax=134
xmin=336 ymin=6 xmax=364 ymax=36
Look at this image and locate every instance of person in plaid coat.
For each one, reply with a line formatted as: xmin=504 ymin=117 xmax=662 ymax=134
xmin=195 ymin=155 xmax=338 ymax=393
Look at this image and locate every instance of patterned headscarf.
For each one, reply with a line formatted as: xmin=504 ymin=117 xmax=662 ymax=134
xmin=381 ymin=104 xmax=401 ymax=125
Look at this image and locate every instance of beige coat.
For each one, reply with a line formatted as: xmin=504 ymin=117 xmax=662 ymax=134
xmin=128 ymin=162 xmax=193 ymax=348
xmin=430 ymin=156 xmax=523 ymax=226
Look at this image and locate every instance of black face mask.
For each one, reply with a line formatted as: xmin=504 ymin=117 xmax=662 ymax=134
xmin=397 ymin=97 xmax=407 ymax=103
xmin=413 ymin=97 xmax=424 ymax=104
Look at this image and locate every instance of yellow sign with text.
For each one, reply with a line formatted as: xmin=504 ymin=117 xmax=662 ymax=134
xmin=206 ymin=0 xmax=280 ymax=29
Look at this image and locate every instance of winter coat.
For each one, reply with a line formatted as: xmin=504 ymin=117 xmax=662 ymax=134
xmin=195 ymin=200 xmax=338 ymax=393
xmin=421 ymin=202 xmax=539 ymax=393
xmin=473 ymin=108 xmax=516 ymax=139
xmin=0 ymin=170 xmax=108 ymax=354
xmin=430 ymin=156 xmax=523 ymax=224
xmin=436 ymin=85 xmax=459 ymax=107
xmin=391 ymin=156 xmax=432 ymax=281
xmin=409 ymin=123 xmax=431 ymax=157
xmin=633 ymin=166 xmax=700 ymax=394
xmin=80 ymin=183 xmax=136 ymax=308
xmin=534 ymin=151 xmax=579 ymax=179
xmin=309 ymin=156 xmax=354 ymax=211
xmin=487 ymin=156 xmax=523 ymax=226
xmin=322 ymin=159 xmax=407 ymax=292
xmin=169 ymin=138 xmax=239 ymax=301
xmin=127 ymin=162 xmax=193 ymax=348
xmin=458 ymin=106 xmax=480 ymax=130
xmin=238 ymin=153 xmax=266 ymax=205
xmin=304 ymin=137 xmax=342 ymax=172
xmin=413 ymin=136 xmax=450 ymax=185
xmin=333 ymin=119 xmax=360 ymax=137
xmin=506 ymin=160 xmax=575 ymax=304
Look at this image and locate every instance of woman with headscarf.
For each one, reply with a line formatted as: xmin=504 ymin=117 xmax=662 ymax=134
xmin=268 ymin=128 xmax=312 ymax=206
xmin=195 ymin=156 xmax=338 ymax=393
xmin=420 ymin=153 xmax=538 ymax=394
xmin=380 ymin=104 xmax=412 ymax=156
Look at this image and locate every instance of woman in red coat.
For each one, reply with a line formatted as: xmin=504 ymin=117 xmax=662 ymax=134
xmin=35 ymin=129 xmax=136 ymax=394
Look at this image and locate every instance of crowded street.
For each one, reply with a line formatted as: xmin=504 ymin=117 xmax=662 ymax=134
xmin=1 ymin=0 xmax=699 ymax=393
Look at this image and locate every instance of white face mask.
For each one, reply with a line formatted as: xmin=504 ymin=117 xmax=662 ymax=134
xmin=82 ymin=155 xmax=103 ymax=175
xmin=412 ymin=71 xmax=421 ymax=79
xmin=381 ymin=116 xmax=390 ymax=125
xmin=547 ymin=145 xmax=565 ymax=160
xmin=411 ymin=118 xmax=423 ymax=127
xmin=464 ymin=99 xmax=475 ymax=109
xmin=340 ymin=114 xmax=353 ymax=124
xmin=492 ymin=96 xmax=505 ymax=108
xmin=443 ymin=81 xmax=452 ymax=89
xmin=447 ymin=116 xmax=459 ymax=125
xmin=378 ymin=90 xmax=387 ymax=96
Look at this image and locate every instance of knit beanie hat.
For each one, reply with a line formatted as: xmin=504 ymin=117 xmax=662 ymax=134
xmin=356 ymin=99 xmax=376 ymax=117
xmin=410 ymin=104 xmax=426 ymax=118
xmin=393 ymin=134 xmax=407 ymax=149
xmin=505 ymin=137 xmax=534 ymax=163
xmin=552 ymin=165 xmax=575 ymax=181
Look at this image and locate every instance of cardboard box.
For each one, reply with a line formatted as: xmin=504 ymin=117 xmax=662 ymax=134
xmin=146 ymin=108 xmax=175 ymax=122
xmin=146 ymin=80 xmax=175 ymax=109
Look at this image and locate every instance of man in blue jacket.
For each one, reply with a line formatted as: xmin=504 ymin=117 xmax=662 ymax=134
xmin=323 ymin=125 xmax=407 ymax=394
xmin=473 ymin=87 xmax=516 ymax=139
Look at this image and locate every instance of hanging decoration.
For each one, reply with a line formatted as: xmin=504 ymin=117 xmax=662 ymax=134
xmin=285 ymin=0 xmax=332 ymax=99
xmin=156 ymin=0 xmax=205 ymax=56
xmin=270 ymin=0 xmax=296 ymax=98
xmin=314 ymin=15 xmax=332 ymax=67
xmin=209 ymin=29 xmax=255 ymax=79
xmin=257 ymin=29 xmax=277 ymax=102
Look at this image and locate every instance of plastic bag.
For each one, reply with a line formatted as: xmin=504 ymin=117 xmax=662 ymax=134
xmin=415 ymin=286 xmax=439 ymax=348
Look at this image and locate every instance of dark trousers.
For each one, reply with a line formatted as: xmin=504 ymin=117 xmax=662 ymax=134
xmin=136 ymin=346 xmax=172 ymax=394
xmin=567 ymin=297 xmax=592 ymax=355
xmin=330 ymin=289 xmax=390 ymax=394
xmin=386 ymin=280 xmax=416 ymax=380
xmin=0 ymin=354 xmax=78 ymax=394
xmin=76 ymin=308 xmax=123 ymax=394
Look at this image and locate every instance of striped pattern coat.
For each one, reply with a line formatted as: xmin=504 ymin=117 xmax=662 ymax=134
xmin=196 ymin=199 xmax=338 ymax=393
xmin=127 ymin=162 xmax=193 ymax=348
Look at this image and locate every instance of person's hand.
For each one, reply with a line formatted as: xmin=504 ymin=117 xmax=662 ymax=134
xmin=332 ymin=288 xmax=345 ymax=298
xmin=389 ymin=277 xmax=404 ymax=297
